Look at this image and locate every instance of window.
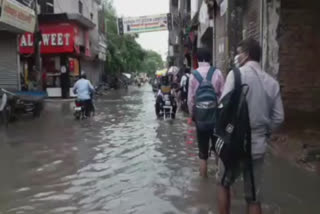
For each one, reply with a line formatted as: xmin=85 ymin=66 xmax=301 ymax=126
xmin=39 ymin=0 xmax=54 ymax=14
xmin=90 ymin=13 xmax=93 ymax=20
xmin=79 ymin=1 xmax=83 ymax=14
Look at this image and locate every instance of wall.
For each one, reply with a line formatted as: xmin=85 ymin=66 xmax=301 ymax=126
xmin=279 ymin=0 xmax=320 ymax=112
xmin=55 ymin=0 xmax=99 ymax=25
xmin=262 ymin=0 xmax=280 ymax=78
xmin=242 ymin=0 xmax=261 ymax=41
xmin=198 ymin=1 xmax=212 ymax=49
xmin=213 ymin=2 xmax=228 ymax=74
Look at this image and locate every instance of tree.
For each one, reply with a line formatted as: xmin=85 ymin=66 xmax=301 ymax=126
xmin=103 ymin=0 xmax=144 ymax=74
xmin=103 ymin=0 xmax=164 ymax=75
xmin=140 ymin=50 xmax=164 ymax=76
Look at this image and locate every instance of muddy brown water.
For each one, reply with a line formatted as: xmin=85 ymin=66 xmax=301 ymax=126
xmin=0 ymin=86 xmax=319 ymax=214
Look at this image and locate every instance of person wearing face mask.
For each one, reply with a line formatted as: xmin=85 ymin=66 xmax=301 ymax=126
xmin=234 ymin=54 xmax=240 ymax=68
xmin=217 ymin=38 xmax=284 ymax=214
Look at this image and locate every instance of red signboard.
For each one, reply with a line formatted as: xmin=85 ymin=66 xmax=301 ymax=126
xmin=19 ymin=23 xmax=79 ymax=54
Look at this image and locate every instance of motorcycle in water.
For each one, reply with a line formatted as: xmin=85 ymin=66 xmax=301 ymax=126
xmin=156 ymin=93 xmax=176 ymax=120
xmin=74 ymin=99 xmax=95 ymax=120
xmin=74 ymin=100 xmax=86 ymax=120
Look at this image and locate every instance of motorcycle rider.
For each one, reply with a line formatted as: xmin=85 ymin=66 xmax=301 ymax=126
xmin=73 ymin=71 xmax=95 ymax=117
xmin=155 ymin=74 xmax=177 ymax=118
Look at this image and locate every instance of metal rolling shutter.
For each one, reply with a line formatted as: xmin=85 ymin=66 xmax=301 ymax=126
xmin=80 ymin=59 xmax=101 ymax=86
xmin=0 ymin=32 xmax=18 ymax=90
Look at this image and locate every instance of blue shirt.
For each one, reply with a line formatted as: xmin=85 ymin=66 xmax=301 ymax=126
xmin=73 ymin=78 xmax=94 ymax=100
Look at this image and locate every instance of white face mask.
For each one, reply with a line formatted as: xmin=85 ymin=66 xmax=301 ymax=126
xmin=234 ymin=55 xmax=240 ymax=68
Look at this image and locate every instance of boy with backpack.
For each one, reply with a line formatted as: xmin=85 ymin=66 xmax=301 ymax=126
xmin=216 ymin=38 xmax=284 ymax=214
xmin=188 ymin=48 xmax=225 ymax=177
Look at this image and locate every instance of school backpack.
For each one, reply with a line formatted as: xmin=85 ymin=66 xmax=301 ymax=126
xmin=214 ymin=67 xmax=256 ymax=200
xmin=193 ymin=67 xmax=218 ymax=132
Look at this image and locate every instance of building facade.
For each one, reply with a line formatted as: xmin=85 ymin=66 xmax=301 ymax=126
xmin=179 ymin=0 xmax=320 ymax=114
xmin=0 ymin=0 xmax=36 ymax=90
xmin=19 ymin=0 xmax=106 ymax=97
xmin=168 ymin=0 xmax=191 ymax=68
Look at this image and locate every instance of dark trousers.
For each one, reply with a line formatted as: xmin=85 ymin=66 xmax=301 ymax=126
xmin=83 ymin=99 xmax=93 ymax=116
xmin=196 ymin=127 xmax=215 ymax=160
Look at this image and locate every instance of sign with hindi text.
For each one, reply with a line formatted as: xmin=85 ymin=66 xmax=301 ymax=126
xmin=118 ymin=13 xmax=171 ymax=35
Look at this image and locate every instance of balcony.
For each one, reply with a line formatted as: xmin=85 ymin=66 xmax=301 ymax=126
xmin=0 ymin=0 xmax=36 ymax=33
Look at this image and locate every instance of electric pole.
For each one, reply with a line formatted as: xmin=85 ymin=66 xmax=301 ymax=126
xmin=33 ymin=0 xmax=42 ymax=90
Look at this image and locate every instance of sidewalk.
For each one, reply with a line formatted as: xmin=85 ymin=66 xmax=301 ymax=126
xmin=270 ymin=110 xmax=320 ymax=174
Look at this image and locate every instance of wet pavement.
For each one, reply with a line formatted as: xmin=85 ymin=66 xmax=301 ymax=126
xmin=0 ymin=86 xmax=319 ymax=214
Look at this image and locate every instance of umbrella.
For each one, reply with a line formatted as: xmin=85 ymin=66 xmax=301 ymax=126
xmin=155 ymin=69 xmax=167 ymax=77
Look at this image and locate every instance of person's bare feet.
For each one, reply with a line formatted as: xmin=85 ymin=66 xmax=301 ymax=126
xmin=200 ymin=160 xmax=208 ymax=177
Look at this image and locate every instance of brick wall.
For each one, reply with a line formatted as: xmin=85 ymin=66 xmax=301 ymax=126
xmin=279 ymin=0 xmax=320 ymax=112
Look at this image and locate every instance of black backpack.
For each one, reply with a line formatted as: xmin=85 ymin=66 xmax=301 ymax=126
xmin=214 ymin=68 xmax=256 ymax=200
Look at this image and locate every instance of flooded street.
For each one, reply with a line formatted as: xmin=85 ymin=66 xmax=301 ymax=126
xmin=0 ymin=86 xmax=319 ymax=214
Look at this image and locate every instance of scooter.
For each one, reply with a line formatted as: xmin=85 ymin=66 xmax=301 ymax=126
xmin=156 ymin=93 xmax=176 ymax=120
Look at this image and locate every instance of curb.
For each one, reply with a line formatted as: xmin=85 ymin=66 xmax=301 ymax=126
xmin=45 ymin=98 xmax=75 ymax=102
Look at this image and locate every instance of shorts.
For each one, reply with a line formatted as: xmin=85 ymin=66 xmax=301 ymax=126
xmin=217 ymin=158 xmax=264 ymax=203
xmin=196 ymin=128 xmax=216 ymax=160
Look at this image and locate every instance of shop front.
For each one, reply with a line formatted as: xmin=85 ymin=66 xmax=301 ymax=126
xmin=19 ymin=22 xmax=87 ymax=98
xmin=0 ymin=0 xmax=35 ymax=90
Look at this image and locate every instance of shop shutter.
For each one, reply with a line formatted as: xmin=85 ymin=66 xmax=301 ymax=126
xmin=0 ymin=33 xmax=18 ymax=90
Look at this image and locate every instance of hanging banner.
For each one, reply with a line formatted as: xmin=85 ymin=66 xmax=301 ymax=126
xmin=118 ymin=13 xmax=170 ymax=35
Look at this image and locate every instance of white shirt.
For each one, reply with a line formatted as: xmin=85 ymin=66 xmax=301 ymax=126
xmin=180 ymin=73 xmax=190 ymax=92
xmin=221 ymin=61 xmax=284 ymax=158
xmin=73 ymin=78 xmax=94 ymax=100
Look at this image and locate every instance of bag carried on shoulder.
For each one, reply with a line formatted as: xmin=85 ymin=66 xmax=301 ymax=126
xmin=193 ymin=67 xmax=218 ymax=132
xmin=214 ymin=68 xmax=256 ymax=200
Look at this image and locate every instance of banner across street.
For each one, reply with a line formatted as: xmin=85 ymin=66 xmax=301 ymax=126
xmin=118 ymin=13 xmax=172 ymax=35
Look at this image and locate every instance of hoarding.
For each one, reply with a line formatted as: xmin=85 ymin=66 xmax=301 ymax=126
xmin=19 ymin=23 xmax=78 ymax=54
xmin=0 ymin=0 xmax=35 ymax=32
xmin=118 ymin=13 xmax=171 ymax=35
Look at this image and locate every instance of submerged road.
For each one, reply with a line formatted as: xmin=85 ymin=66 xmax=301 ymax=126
xmin=0 ymin=86 xmax=319 ymax=214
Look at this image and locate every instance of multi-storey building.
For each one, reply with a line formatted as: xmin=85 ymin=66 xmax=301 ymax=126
xmin=19 ymin=0 xmax=106 ymax=97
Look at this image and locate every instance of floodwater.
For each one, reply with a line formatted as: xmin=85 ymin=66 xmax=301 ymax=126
xmin=0 ymin=86 xmax=319 ymax=214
